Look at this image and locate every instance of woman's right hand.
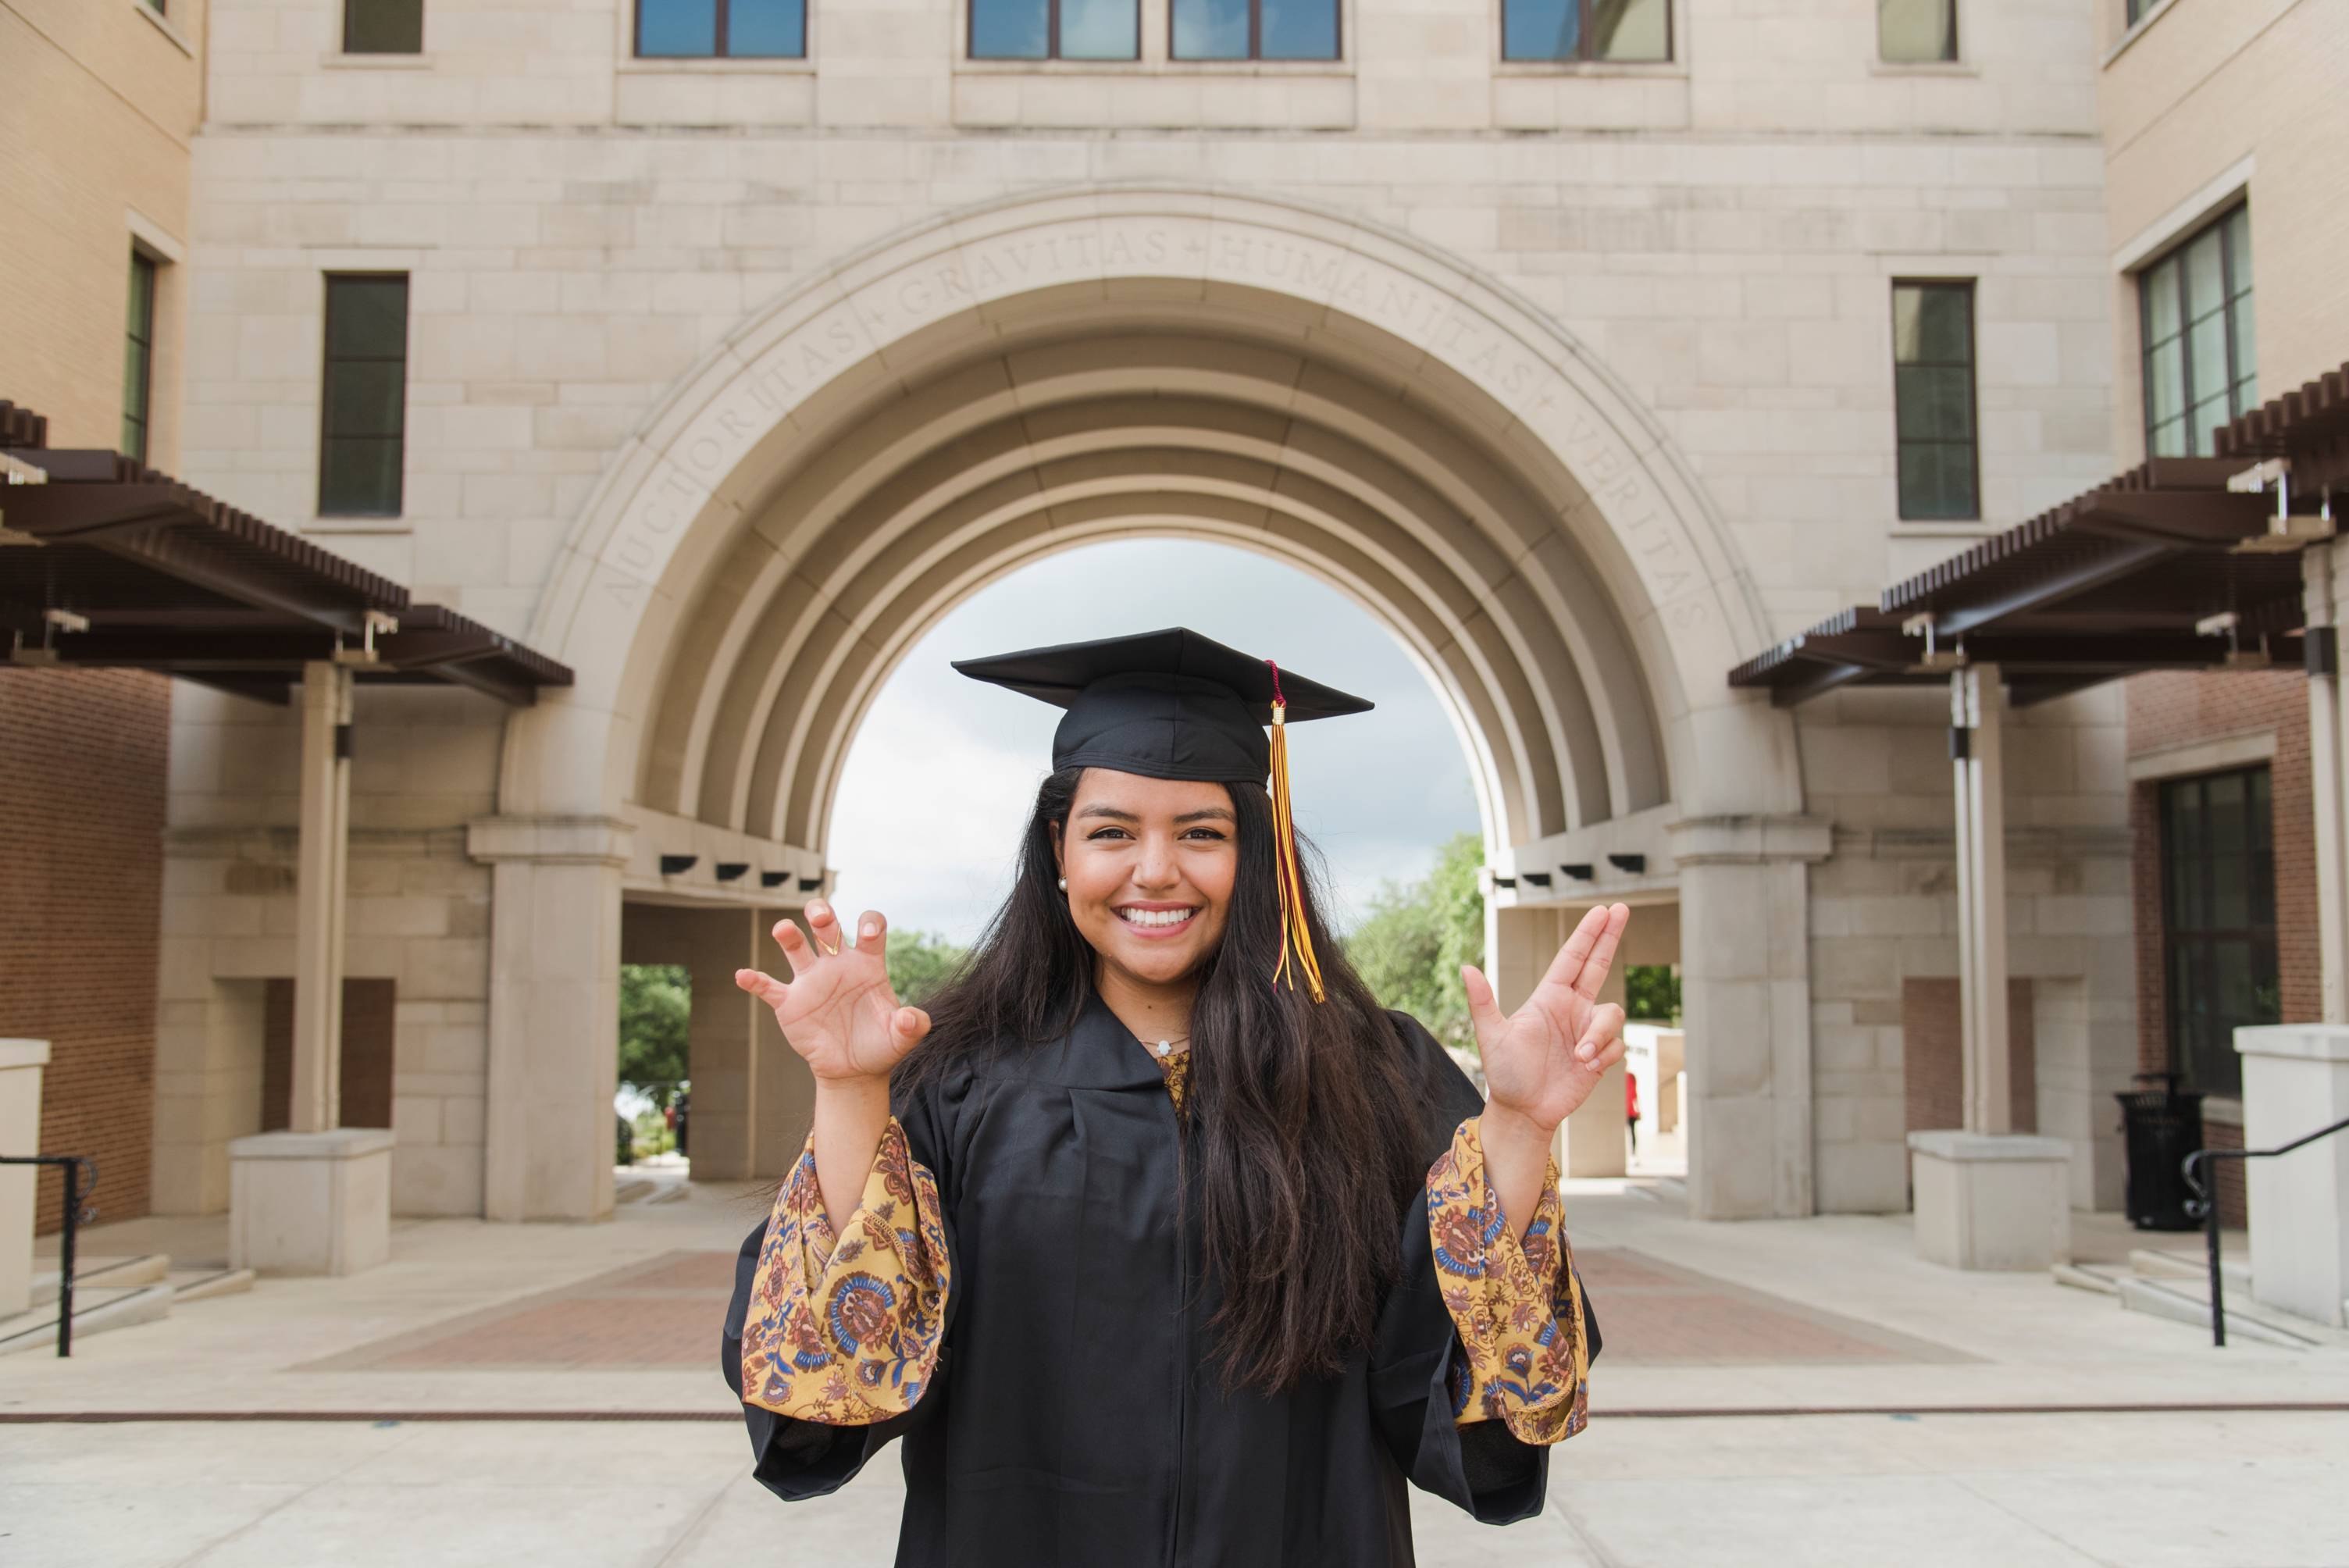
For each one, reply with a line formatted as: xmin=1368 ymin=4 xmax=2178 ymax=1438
xmin=735 ymin=900 xmax=930 ymax=1087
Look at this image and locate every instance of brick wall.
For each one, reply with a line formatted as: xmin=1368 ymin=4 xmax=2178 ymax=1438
xmin=0 ymin=668 xmax=169 ymax=1233
xmin=1902 ymin=976 xmax=2038 ymax=1139
xmin=2124 ymin=666 xmax=2314 ymax=1231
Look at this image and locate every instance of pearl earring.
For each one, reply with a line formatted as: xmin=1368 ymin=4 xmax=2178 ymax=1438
xmin=1057 ymin=877 xmax=1068 ymax=891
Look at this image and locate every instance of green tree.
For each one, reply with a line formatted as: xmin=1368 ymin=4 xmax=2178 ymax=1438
xmin=1625 ymin=964 xmax=1681 ymax=1023
xmin=618 ymin=963 xmax=690 ymax=1109
xmin=883 ymin=928 xmax=970 ymax=1009
xmin=1344 ymin=832 xmax=1485 ymax=1054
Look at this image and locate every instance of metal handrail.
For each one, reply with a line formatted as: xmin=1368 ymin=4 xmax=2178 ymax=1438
xmin=0 ymin=1153 xmax=97 ymax=1356
xmin=2182 ymin=1115 xmax=2349 ymax=1347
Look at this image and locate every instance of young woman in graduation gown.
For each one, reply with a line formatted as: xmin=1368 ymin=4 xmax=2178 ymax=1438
xmin=719 ymin=628 xmax=1623 ymax=1568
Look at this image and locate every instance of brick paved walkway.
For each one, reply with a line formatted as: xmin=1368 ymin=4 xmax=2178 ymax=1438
xmin=314 ymin=1245 xmax=1968 ymax=1373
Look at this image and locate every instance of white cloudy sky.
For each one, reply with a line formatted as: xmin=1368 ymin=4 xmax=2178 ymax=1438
xmin=823 ymin=539 xmax=1486 ymax=948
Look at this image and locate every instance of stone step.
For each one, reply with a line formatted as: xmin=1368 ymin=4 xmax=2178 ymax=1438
xmin=2051 ymin=1261 xmax=2123 ymax=1295
xmin=0 ymin=1282 xmax=174 ymax=1358
xmin=2130 ymin=1245 xmax=2254 ymax=1296
xmin=2113 ymin=1274 xmax=2319 ymax=1349
xmin=31 ymin=1253 xmax=169 ymax=1306
xmin=172 ymin=1267 xmax=255 ymax=1303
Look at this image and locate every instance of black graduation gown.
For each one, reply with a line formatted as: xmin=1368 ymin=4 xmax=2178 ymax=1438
xmin=719 ymin=992 xmax=1602 ymax=1567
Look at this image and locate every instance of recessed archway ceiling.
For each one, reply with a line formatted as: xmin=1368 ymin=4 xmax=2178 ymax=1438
xmin=634 ymin=289 xmax=1671 ymax=856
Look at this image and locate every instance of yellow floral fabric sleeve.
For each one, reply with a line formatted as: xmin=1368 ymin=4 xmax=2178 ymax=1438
xmin=737 ymin=1117 xmax=952 ymax=1425
xmin=1426 ymin=1115 xmax=1590 ymax=1444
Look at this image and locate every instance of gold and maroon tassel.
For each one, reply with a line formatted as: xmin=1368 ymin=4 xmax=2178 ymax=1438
xmin=1266 ymin=661 xmax=1327 ymax=1003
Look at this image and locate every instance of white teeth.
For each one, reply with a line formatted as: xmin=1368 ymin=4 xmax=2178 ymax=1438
xmin=1117 ymin=907 xmax=1193 ymax=928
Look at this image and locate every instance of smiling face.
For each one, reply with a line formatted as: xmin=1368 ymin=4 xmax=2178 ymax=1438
xmin=1052 ymin=768 xmax=1239 ymax=1000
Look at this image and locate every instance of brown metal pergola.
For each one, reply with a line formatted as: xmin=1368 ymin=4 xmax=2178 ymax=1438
xmin=1731 ymin=366 xmax=2349 ymax=710
xmin=1 ymin=401 xmax=571 ymax=707
xmin=3 ymin=397 xmax=574 ymax=1208
xmin=1722 ymin=364 xmax=2349 ymax=1267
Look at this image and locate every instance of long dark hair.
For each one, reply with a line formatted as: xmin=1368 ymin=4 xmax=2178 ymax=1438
xmin=901 ymin=767 xmax=1431 ymax=1392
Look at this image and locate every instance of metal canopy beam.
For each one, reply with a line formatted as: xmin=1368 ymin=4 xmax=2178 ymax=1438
xmin=0 ymin=415 xmax=572 ymax=707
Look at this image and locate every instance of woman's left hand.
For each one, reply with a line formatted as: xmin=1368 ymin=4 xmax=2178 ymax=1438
xmin=1462 ymin=903 xmax=1632 ymax=1133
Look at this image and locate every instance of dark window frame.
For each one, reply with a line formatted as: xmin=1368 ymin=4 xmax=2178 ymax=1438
xmin=1890 ymin=277 xmax=1981 ymax=522
xmin=968 ymin=0 xmax=1140 ymax=59
xmin=1169 ymin=0 xmax=1343 ymax=62
xmin=1877 ymin=0 xmax=1958 ymax=63
xmin=2138 ymin=201 xmax=2253 ymax=460
xmin=2158 ymin=764 xmax=2279 ymax=1099
xmin=123 ymin=250 xmax=159 ymax=465
xmin=1498 ymin=0 xmax=1674 ymax=64
xmin=344 ymin=0 xmax=426 ymax=55
xmin=633 ymin=0 xmax=809 ymax=59
xmin=317 ymin=273 xmax=410 ymax=519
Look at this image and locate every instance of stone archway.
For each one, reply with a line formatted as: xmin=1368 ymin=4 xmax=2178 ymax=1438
xmin=479 ymin=185 xmax=1813 ymax=1224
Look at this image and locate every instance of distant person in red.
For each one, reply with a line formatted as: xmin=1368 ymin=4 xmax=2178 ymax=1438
xmin=1625 ymin=1067 xmax=1641 ymax=1157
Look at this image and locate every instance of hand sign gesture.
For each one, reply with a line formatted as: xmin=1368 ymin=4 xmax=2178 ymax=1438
xmin=1460 ymin=903 xmax=1631 ymax=1132
xmin=734 ymin=900 xmax=931 ymax=1087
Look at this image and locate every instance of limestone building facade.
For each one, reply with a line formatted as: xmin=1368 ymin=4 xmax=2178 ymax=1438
xmin=2098 ymin=0 xmax=2349 ymax=1228
xmin=2 ymin=0 xmax=206 ymax=1231
xmin=24 ymin=0 xmax=2171 ymax=1226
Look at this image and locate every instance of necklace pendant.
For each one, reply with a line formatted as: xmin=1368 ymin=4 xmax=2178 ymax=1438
xmin=1154 ymin=1040 xmax=1171 ymax=1057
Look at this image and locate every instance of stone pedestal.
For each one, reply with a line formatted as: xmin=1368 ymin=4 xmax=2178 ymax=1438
xmin=2234 ymin=1024 xmax=2349 ymax=1328
xmin=1907 ymin=1129 xmax=2072 ymax=1270
xmin=1563 ymin=1059 xmax=1630 ymax=1177
xmin=0 ymin=1040 xmax=51 ymax=1316
xmin=228 ymin=1128 xmax=395 ymax=1276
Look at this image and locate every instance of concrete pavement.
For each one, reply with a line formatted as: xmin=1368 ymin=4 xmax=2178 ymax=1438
xmin=5 ymin=1173 xmax=2347 ymax=1563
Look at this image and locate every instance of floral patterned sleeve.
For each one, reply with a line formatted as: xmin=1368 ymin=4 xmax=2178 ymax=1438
xmin=736 ymin=1117 xmax=953 ymax=1425
xmin=1426 ymin=1115 xmax=1591 ymax=1444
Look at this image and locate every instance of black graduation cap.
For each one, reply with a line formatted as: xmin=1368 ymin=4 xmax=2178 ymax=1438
xmin=952 ymin=626 xmax=1372 ymax=1002
xmin=950 ymin=626 xmax=1373 ymax=783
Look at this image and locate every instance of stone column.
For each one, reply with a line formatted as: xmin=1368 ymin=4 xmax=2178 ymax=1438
xmin=224 ymin=665 xmax=399 ymax=1274
xmin=291 ymin=661 xmax=354 ymax=1134
xmin=2304 ymin=542 xmax=2349 ymax=1025
xmin=470 ymin=815 xmax=633 ymax=1221
xmin=1560 ymin=957 xmax=1629 ymax=1178
xmin=750 ymin=907 xmax=815 ymax=1180
xmin=1666 ymin=815 xmax=1831 ymax=1219
xmin=1907 ymin=665 xmax=2071 ymax=1268
xmin=0 ymin=1040 xmax=49 ymax=1317
xmin=1952 ymin=664 xmax=2012 ymax=1136
xmin=2234 ymin=1024 xmax=2349 ymax=1327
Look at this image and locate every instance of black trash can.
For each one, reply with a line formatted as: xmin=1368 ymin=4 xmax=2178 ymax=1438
xmin=2115 ymin=1074 xmax=2203 ymax=1231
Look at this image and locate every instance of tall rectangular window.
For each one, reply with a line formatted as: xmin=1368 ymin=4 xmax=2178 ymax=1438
xmin=319 ymin=274 xmax=409 ymax=518
xmin=972 ymin=0 xmax=1137 ymax=58
xmin=1891 ymin=280 xmax=1978 ymax=521
xmin=2141 ymin=205 xmax=2255 ymax=458
xmin=1501 ymin=0 xmax=1670 ymax=62
xmin=636 ymin=0 xmax=807 ymax=57
xmin=2161 ymin=767 xmax=2279 ymax=1099
xmin=344 ymin=0 xmax=424 ymax=54
xmin=122 ymin=251 xmax=158 ymax=465
xmin=1878 ymin=0 xmax=1955 ymax=62
xmin=1171 ymin=0 xmax=1338 ymax=61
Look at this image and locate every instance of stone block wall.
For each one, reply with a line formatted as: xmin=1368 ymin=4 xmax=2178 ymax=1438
xmin=155 ymin=682 xmax=501 ymax=1217
xmin=1801 ymin=679 xmax=2134 ymax=1213
xmin=184 ymin=0 xmax=2116 ymax=652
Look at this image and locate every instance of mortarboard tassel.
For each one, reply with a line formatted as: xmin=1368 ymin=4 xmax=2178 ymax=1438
xmin=1265 ymin=661 xmax=1327 ymax=1003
